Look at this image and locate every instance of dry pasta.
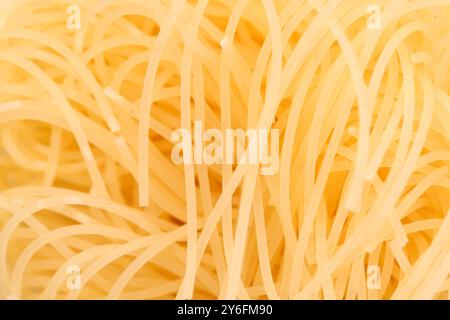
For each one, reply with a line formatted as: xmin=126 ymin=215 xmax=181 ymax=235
xmin=0 ymin=0 xmax=449 ymax=300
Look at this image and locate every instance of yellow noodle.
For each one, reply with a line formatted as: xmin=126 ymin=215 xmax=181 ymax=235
xmin=0 ymin=0 xmax=448 ymax=300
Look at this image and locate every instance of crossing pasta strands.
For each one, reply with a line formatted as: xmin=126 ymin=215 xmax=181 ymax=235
xmin=0 ymin=0 xmax=449 ymax=300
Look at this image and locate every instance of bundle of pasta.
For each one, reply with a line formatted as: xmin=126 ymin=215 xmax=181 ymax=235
xmin=0 ymin=0 xmax=449 ymax=300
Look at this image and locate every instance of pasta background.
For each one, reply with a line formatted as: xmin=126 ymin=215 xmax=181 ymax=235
xmin=0 ymin=0 xmax=449 ymax=300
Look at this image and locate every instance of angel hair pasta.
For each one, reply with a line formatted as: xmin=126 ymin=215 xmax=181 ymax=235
xmin=0 ymin=0 xmax=449 ymax=300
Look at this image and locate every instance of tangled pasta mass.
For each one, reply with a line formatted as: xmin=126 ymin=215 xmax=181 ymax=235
xmin=0 ymin=0 xmax=449 ymax=300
